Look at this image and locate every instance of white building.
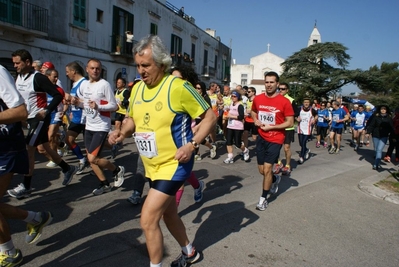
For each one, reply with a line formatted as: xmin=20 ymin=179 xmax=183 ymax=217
xmin=230 ymin=24 xmax=322 ymax=94
xmin=0 ymin=0 xmax=231 ymax=90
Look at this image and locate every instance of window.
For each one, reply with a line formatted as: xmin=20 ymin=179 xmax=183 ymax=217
xmin=241 ymin=73 xmax=247 ymax=86
xmin=214 ymin=55 xmax=218 ymax=70
xmin=0 ymin=0 xmax=22 ymax=25
xmin=112 ymin=6 xmax=134 ymax=54
xmin=96 ymin=9 xmax=103 ymax=23
xmin=150 ymin=23 xmax=158 ymax=35
xmin=203 ymin=49 xmax=208 ymax=67
xmin=171 ymin=34 xmax=182 ymax=64
xmin=73 ymin=0 xmax=86 ymax=28
xmin=191 ymin=43 xmax=196 ymax=63
xmin=313 ymin=39 xmax=318 ymax=44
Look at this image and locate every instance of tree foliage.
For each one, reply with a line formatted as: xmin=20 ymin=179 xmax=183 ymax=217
xmin=280 ymin=42 xmax=354 ymax=101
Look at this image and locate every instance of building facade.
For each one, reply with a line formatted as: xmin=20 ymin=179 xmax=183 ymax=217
xmin=230 ymin=25 xmax=322 ymax=94
xmin=0 ymin=0 xmax=231 ymax=90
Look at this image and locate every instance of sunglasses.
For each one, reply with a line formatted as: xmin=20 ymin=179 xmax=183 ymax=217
xmin=195 ymin=87 xmax=201 ymax=89
xmin=231 ymin=95 xmax=238 ymax=98
xmin=279 ymin=88 xmax=287 ymax=91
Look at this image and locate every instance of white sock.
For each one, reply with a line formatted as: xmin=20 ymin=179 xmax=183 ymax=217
xmin=24 ymin=211 xmax=38 ymax=224
xmin=24 ymin=211 xmax=42 ymax=225
xmin=0 ymin=240 xmax=16 ymax=256
xmin=150 ymin=262 xmax=162 ymax=267
xmin=182 ymin=242 xmax=193 ymax=256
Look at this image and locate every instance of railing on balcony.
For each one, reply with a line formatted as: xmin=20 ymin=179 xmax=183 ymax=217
xmin=0 ymin=0 xmax=48 ymax=33
xmin=202 ymin=66 xmax=216 ymax=77
xmin=164 ymin=1 xmax=195 ymax=23
xmin=111 ymin=34 xmax=138 ymax=56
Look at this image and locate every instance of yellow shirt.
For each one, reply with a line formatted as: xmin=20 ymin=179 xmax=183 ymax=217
xmin=128 ymin=75 xmax=209 ymax=181
xmin=115 ymin=88 xmax=128 ymax=115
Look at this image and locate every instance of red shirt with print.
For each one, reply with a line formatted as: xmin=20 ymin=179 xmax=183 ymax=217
xmin=252 ymin=93 xmax=294 ymax=144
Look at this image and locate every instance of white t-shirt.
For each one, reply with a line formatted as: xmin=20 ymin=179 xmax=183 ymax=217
xmin=77 ymin=79 xmax=117 ymax=132
xmin=0 ymin=65 xmax=25 ymax=109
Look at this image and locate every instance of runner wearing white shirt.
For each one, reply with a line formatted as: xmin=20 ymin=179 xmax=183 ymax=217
xmin=72 ymin=58 xmax=125 ymax=195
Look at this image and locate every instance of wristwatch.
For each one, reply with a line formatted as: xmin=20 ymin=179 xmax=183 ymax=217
xmin=190 ymin=139 xmax=199 ymax=149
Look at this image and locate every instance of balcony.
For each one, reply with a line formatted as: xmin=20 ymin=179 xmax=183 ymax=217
xmin=202 ymin=65 xmax=216 ymax=77
xmin=164 ymin=1 xmax=195 ymax=24
xmin=110 ymin=34 xmax=138 ymax=57
xmin=0 ymin=0 xmax=48 ymax=36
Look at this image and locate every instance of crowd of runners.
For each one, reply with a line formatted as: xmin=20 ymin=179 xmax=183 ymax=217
xmin=1 ymin=36 xmax=396 ymax=267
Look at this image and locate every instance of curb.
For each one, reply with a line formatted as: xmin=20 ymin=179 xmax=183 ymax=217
xmin=358 ymin=174 xmax=399 ymax=205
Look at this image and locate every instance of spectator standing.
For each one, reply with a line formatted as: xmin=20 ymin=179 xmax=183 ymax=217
xmin=366 ymin=105 xmax=394 ymax=170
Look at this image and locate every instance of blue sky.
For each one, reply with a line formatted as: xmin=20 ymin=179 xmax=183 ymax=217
xmin=169 ymin=0 xmax=399 ymax=94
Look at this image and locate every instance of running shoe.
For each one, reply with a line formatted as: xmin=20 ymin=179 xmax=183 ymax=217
xmin=334 ymin=148 xmax=340 ymax=154
xmin=354 ymin=144 xmax=359 ymax=151
xmin=0 ymin=249 xmax=23 ymax=267
xmin=323 ymin=142 xmax=328 ymax=148
xmin=273 ymin=163 xmax=283 ymax=174
xmin=304 ymin=149 xmax=311 ymax=160
xmin=270 ymin=175 xmax=281 ymax=194
xmin=256 ymin=198 xmax=268 ymax=211
xmin=281 ymin=166 xmax=291 ymax=175
xmin=384 ymin=156 xmax=391 ymax=163
xmin=46 ymin=160 xmax=58 ymax=168
xmin=328 ymin=147 xmax=336 ymax=154
xmin=316 ymin=142 xmax=320 ymax=148
xmin=194 ymin=154 xmax=202 ymax=161
xmin=223 ymin=157 xmax=234 ymax=164
xmin=113 ymin=166 xmax=125 ymax=188
xmin=127 ymin=190 xmax=142 ymax=205
xmin=62 ymin=165 xmax=78 ymax=186
xmin=76 ymin=160 xmax=90 ymax=175
xmin=194 ymin=180 xmax=205 ymax=203
xmin=92 ymin=184 xmax=112 ymax=195
xmin=170 ymin=247 xmax=201 ymax=267
xmin=26 ymin=211 xmax=53 ymax=244
xmin=243 ymin=149 xmax=250 ymax=161
xmin=365 ymin=141 xmax=370 ymax=147
xmin=7 ymin=183 xmax=32 ymax=199
xmin=209 ymin=145 xmax=217 ymax=159
xmin=298 ymin=157 xmax=304 ymax=164
xmin=360 ymin=142 xmax=364 ymax=147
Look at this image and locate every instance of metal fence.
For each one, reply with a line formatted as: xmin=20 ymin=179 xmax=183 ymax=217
xmin=0 ymin=0 xmax=48 ymax=33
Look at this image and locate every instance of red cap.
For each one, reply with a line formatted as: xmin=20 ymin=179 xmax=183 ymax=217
xmin=42 ymin=62 xmax=55 ymax=69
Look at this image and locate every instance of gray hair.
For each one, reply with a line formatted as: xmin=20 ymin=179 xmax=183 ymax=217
xmin=33 ymin=60 xmax=42 ymax=67
xmin=133 ymin=35 xmax=172 ymax=73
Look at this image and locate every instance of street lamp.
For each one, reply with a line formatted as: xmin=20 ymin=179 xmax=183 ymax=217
xmin=289 ymin=81 xmax=302 ymax=99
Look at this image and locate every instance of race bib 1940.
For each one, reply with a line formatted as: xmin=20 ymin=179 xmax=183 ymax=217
xmin=258 ymin=111 xmax=276 ymax=125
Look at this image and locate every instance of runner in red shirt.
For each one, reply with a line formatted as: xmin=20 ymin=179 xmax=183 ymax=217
xmin=251 ymin=71 xmax=294 ymax=211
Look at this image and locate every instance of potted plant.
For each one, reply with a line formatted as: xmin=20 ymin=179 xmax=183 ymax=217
xmin=115 ymin=35 xmax=121 ymax=54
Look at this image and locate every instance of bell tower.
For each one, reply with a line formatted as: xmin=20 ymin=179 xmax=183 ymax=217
xmin=308 ymin=20 xmax=321 ymax=47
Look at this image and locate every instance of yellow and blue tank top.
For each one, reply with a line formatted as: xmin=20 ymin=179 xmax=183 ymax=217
xmin=128 ymin=75 xmax=209 ymax=181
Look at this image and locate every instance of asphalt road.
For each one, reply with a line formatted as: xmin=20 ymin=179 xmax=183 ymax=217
xmin=5 ymin=132 xmax=399 ymax=267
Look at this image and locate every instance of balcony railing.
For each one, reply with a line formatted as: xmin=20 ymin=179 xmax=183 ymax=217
xmin=202 ymin=65 xmax=216 ymax=77
xmin=110 ymin=34 xmax=138 ymax=56
xmin=164 ymin=1 xmax=195 ymax=23
xmin=0 ymin=0 xmax=48 ymax=33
